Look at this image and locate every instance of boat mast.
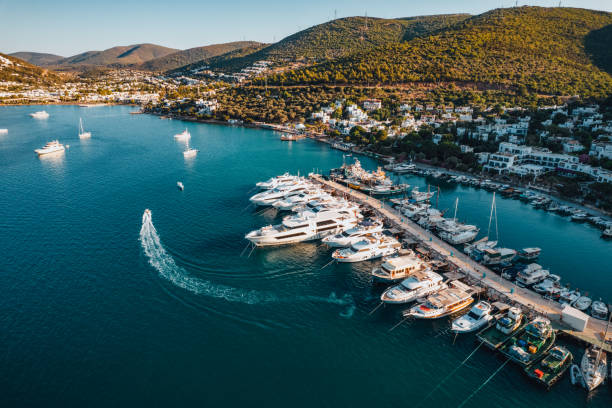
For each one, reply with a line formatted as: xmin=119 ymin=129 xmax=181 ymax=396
xmin=487 ymin=192 xmax=499 ymax=242
xmin=594 ymin=308 xmax=612 ymax=370
xmin=453 ymin=197 xmax=458 ymax=222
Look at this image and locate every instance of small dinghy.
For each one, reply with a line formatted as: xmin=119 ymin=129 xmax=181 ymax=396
xmin=177 ymin=181 xmax=184 ymax=191
xmin=570 ymin=364 xmax=583 ymax=386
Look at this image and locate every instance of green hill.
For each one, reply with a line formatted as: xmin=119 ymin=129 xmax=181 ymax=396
xmin=139 ymin=41 xmax=262 ymax=72
xmin=0 ymin=53 xmax=61 ymax=85
xmin=265 ymin=7 xmax=612 ymax=99
xmin=202 ymin=14 xmax=469 ymax=72
xmin=56 ymin=43 xmax=178 ymax=68
xmin=9 ymin=52 xmax=64 ymax=66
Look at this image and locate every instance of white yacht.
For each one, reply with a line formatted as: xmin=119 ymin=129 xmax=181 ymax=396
xmin=380 ymin=269 xmax=445 ymax=304
xmin=464 ymin=238 xmax=497 ymax=258
xmin=35 ymin=140 xmax=65 ymax=156
xmin=401 ymin=202 xmax=430 ymax=218
xmin=482 ymin=247 xmax=517 ymax=265
xmin=591 ymin=300 xmax=609 ymax=320
xmin=30 ymin=110 xmax=49 ymax=119
xmin=183 ymin=145 xmax=198 ymax=158
xmin=438 ymin=223 xmax=479 ymax=245
xmin=331 ymin=234 xmax=401 ymax=263
xmin=174 ymin=128 xmax=190 ymax=140
xmin=249 ymin=182 xmax=312 ymax=206
xmin=451 ymin=301 xmax=495 ymax=333
xmin=371 ymin=252 xmax=429 ymax=283
xmin=177 ymin=181 xmax=184 ymax=190
xmin=322 ymin=219 xmax=384 ymax=247
xmin=386 ymin=162 xmax=416 ymax=174
xmin=0 ymin=128 xmax=8 ymax=134
xmin=403 ymin=280 xmax=475 ymax=319
xmin=272 ymin=189 xmax=330 ymax=211
xmin=515 ymin=264 xmax=549 ymax=287
xmin=580 ymin=347 xmax=607 ymax=392
xmin=245 ymin=206 xmax=360 ymax=247
xmin=411 ymin=187 xmax=435 ymax=202
xmin=78 ymin=117 xmax=91 ymax=139
xmin=256 ymin=173 xmax=299 ymax=189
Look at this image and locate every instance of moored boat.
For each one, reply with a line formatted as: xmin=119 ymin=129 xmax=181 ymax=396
xmin=371 ymin=252 xmax=429 ymax=283
xmin=30 ymin=110 xmax=49 ymax=119
xmin=482 ymin=247 xmax=517 ymax=265
xmin=402 ymin=281 xmax=475 ymax=319
xmin=34 ymin=140 xmax=65 ymax=156
xmin=524 ymin=346 xmax=573 ymax=389
xmin=580 ymin=347 xmax=607 ymax=392
xmin=476 ymin=307 xmax=525 ymax=349
xmin=332 ymin=233 xmax=401 ymax=263
xmin=499 ymin=317 xmax=556 ymax=367
xmin=174 ymin=128 xmax=190 ymax=140
xmin=380 ymin=269 xmax=445 ymax=304
xmin=451 ymin=301 xmax=496 ymax=333
xmin=518 ymin=247 xmax=541 ymax=261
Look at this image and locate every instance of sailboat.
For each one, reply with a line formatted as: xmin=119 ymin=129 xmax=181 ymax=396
xmin=78 ymin=118 xmax=91 ymax=139
xmin=183 ymin=141 xmax=198 ymax=158
xmin=579 ymin=312 xmax=610 ymax=392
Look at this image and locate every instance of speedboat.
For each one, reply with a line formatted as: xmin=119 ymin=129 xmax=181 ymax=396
xmin=34 ymin=140 xmax=65 ymax=156
xmin=571 ymin=296 xmax=592 ymax=312
xmin=518 ymin=247 xmax=541 ymax=261
xmin=322 ymin=219 xmax=384 ymax=247
xmin=451 ymin=301 xmax=495 ymax=333
xmin=78 ymin=117 xmax=91 ymax=139
xmin=332 ymin=234 xmax=401 ymax=263
xmin=177 ymin=181 xmax=184 ymax=190
xmin=371 ymin=252 xmax=429 ymax=283
xmin=591 ymin=300 xmax=609 ymax=320
xmin=30 ymin=110 xmax=49 ymax=119
xmin=272 ymin=190 xmax=330 ymax=211
xmin=580 ymin=347 xmax=607 ymax=392
xmin=380 ymin=269 xmax=445 ymax=304
xmin=403 ymin=281 xmax=474 ymax=319
xmin=515 ymin=264 xmax=549 ymax=287
xmin=174 ymin=128 xmax=191 ymax=140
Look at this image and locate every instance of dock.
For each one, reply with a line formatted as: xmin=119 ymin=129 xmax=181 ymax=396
xmin=311 ymin=174 xmax=612 ymax=353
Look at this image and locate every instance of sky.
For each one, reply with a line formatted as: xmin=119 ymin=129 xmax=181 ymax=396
xmin=1 ymin=0 xmax=611 ymax=56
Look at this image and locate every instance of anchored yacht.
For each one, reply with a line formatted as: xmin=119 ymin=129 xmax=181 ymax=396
xmin=174 ymin=128 xmax=191 ymax=140
xmin=30 ymin=110 xmax=49 ymax=119
xmin=35 ymin=140 xmax=65 ymax=156
xmin=411 ymin=187 xmax=435 ymax=202
xmin=331 ymin=234 xmax=401 ymax=263
xmin=322 ymin=219 xmax=384 ymax=247
xmin=380 ymin=269 xmax=445 ymax=304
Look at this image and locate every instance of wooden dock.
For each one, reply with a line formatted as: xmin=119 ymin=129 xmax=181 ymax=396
xmin=311 ymin=175 xmax=612 ymax=353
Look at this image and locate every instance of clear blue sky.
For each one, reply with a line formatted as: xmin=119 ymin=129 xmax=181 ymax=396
xmin=1 ymin=0 xmax=611 ymax=56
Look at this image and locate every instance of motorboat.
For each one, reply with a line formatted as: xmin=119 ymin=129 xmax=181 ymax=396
xmin=500 ymin=317 xmax=556 ymax=367
xmin=177 ymin=181 xmax=184 ymax=190
xmin=482 ymin=247 xmax=517 ymax=265
xmin=34 ymin=140 xmax=65 ymax=156
xmin=30 ymin=110 xmax=49 ymax=119
xmin=518 ymin=247 xmax=541 ymax=261
xmin=559 ymin=288 xmax=581 ymax=305
xmin=591 ymin=300 xmax=609 ymax=320
xmin=0 ymin=128 xmax=8 ymax=134
xmin=245 ymin=206 xmax=360 ymax=247
xmin=580 ymin=347 xmax=607 ymax=392
xmin=78 ymin=117 xmax=91 ymax=139
xmin=515 ymin=264 xmax=549 ymax=287
xmin=371 ymin=252 xmax=429 ymax=283
xmin=401 ymin=202 xmax=430 ymax=218
xmin=174 ymin=128 xmax=191 ymax=140
xmin=572 ymin=296 xmax=592 ymax=312
xmin=256 ymin=173 xmax=299 ymax=189
xmin=533 ymin=275 xmax=562 ymax=297
xmin=380 ymin=269 xmax=445 ymax=304
xmin=322 ymin=219 xmax=384 ymax=247
xmin=411 ymin=187 xmax=435 ymax=202
xmin=403 ymin=281 xmax=474 ymax=319
xmin=249 ymin=182 xmax=312 ymax=206
xmin=438 ymin=223 xmax=479 ymax=245
xmin=571 ymin=211 xmax=588 ymax=222
xmin=332 ymin=234 xmax=401 ymax=263
xmin=183 ymin=141 xmax=198 ymax=157
xmin=477 ymin=307 xmax=525 ymax=350
xmin=370 ymin=184 xmax=410 ymax=196
xmin=451 ymin=301 xmax=495 ymax=333
xmin=464 ymin=238 xmax=498 ymax=260
xmin=273 ymin=190 xmax=331 ymax=211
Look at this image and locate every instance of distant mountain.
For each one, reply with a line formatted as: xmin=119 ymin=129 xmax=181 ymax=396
xmin=266 ymin=7 xmax=612 ymax=99
xmin=139 ymin=41 xmax=262 ymax=72
xmin=200 ymin=14 xmax=469 ymax=72
xmin=0 ymin=53 xmax=61 ymax=85
xmin=9 ymin=52 xmax=64 ymax=66
xmin=56 ymin=43 xmax=179 ymax=68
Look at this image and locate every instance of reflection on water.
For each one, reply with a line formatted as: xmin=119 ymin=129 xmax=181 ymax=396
xmin=38 ymin=150 xmax=65 ymax=176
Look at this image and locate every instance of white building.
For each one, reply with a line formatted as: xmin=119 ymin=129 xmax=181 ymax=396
xmin=590 ymin=142 xmax=612 ymax=160
xmin=562 ymin=140 xmax=584 ymax=154
xmin=362 ymin=99 xmax=382 ymax=111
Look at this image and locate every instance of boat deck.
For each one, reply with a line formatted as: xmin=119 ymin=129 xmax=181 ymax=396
xmin=311 ymin=175 xmax=612 ymax=353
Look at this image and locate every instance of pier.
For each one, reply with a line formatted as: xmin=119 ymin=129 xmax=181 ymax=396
xmin=311 ymin=174 xmax=612 ymax=353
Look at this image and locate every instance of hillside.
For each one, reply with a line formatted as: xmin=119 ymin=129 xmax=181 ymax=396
xmin=139 ymin=41 xmax=261 ymax=71
xmin=170 ymin=43 xmax=267 ymax=74
xmin=56 ymin=43 xmax=178 ymax=67
xmin=202 ymin=14 xmax=469 ymax=72
xmin=9 ymin=52 xmax=64 ymax=66
xmin=265 ymin=7 xmax=612 ymax=99
xmin=0 ymin=53 xmax=61 ymax=85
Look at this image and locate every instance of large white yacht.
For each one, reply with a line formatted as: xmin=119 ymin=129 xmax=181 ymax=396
xmin=35 ymin=140 xmax=65 ymax=156
xmin=438 ymin=222 xmax=479 ymax=245
xmin=245 ymin=205 xmax=361 ymax=246
xmin=174 ymin=128 xmax=191 ymax=140
xmin=371 ymin=252 xmax=429 ymax=283
xmin=322 ymin=219 xmax=384 ymax=247
xmin=256 ymin=173 xmax=300 ymax=189
xmin=331 ymin=233 xmax=401 ymax=263
xmin=401 ymin=202 xmax=430 ymax=218
xmin=272 ymin=189 xmax=331 ymax=211
xmin=515 ymin=264 xmax=549 ymax=287
xmin=451 ymin=301 xmax=495 ymax=333
xmin=403 ymin=281 xmax=475 ymax=319
xmin=30 ymin=110 xmax=49 ymax=119
xmin=380 ymin=269 xmax=445 ymax=304
xmin=249 ymin=181 xmax=312 ymax=206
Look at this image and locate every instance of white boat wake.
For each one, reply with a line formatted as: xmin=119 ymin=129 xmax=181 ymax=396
xmin=140 ymin=210 xmax=354 ymax=316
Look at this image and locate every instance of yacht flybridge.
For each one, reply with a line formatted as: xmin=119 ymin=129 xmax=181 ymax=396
xmin=371 ymin=252 xmax=430 ymax=283
xmin=35 ymin=140 xmax=65 ymax=156
xmin=331 ymin=233 xmax=401 ymax=263
xmin=322 ymin=219 xmax=384 ymax=247
xmin=403 ymin=280 xmax=475 ymax=319
xmin=380 ymin=269 xmax=445 ymax=304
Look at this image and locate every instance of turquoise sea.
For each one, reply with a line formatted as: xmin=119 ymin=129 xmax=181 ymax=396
xmin=0 ymin=105 xmax=610 ymax=407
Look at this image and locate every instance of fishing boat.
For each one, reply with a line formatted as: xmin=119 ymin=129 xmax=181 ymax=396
xmin=591 ymin=300 xmax=609 ymax=320
xmin=451 ymin=301 xmax=496 ymax=333
xmin=500 ymin=317 xmax=556 ymax=367
xmin=322 ymin=219 xmax=384 ymax=247
xmin=78 ymin=117 xmax=91 ymax=139
xmin=177 ymin=181 xmax=184 ymax=190
xmin=477 ymin=307 xmax=526 ymax=350
xmin=380 ymin=269 xmax=445 ymax=304
xmin=34 ymin=140 xmax=65 ymax=156
xmin=174 ymin=128 xmax=190 ymax=140
xmin=402 ymin=281 xmax=475 ymax=319
xmin=517 ymin=247 xmax=541 ymax=261
xmin=331 ymin=234 xmax=401 ymax=263
xmin=580 ymin=347 xmax=607 ymax=392
xmin=30 ymin=110 xmax=49 ymax=119
xmin=371 ymin=252 xmax=430 ymax=283
xmin=524 ymin=346 xmax=573 ymax=389
xmin=482 ymin=247 xmax=517 ymax=265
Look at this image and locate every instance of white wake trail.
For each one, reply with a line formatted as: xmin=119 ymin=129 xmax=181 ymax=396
xmin=139 ymin=210 xmax=354 ymax=314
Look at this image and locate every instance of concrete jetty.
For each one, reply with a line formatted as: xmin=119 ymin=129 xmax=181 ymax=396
xmin=311 ymin=174 xmax=612 ymax=353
